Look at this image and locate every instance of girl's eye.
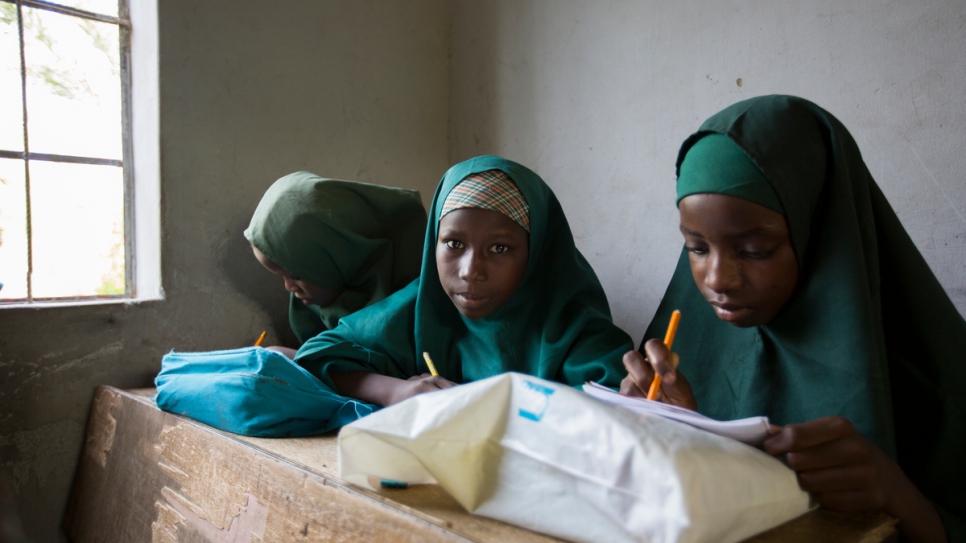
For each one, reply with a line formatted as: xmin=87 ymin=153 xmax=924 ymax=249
xmin=491 ymin=244 xmax=509 ymax=254
xmin=445 ymin=240 xmax=463 ymax=249
xmin=740 ymin=247 xmax=774 ymax=259
xmin=684 ymin=245 xmax=708 ymax=256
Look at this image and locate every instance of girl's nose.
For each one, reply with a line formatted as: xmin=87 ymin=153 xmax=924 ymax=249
xmin=704 ymin=253 xmax=741 ymax=293
xmin=458 ymin=250 xmax=487 ymax=282
xmin=282 ymin=276 xmax=300 ymax=293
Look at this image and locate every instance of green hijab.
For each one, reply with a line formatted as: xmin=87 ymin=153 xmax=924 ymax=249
xmin=296 ymin=155 xmax=632 ymax=388
xmin=244 ymin=172 xmax=427 ymax=343
xmin=644 ymin=95 xmax=965 ymax=535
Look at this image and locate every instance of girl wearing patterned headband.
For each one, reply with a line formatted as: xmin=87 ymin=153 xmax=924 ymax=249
xmin=295 ymin=155 xmax=633 ymax=406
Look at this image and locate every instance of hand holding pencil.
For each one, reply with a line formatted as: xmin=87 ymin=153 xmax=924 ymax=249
xmin=646 ymin=310 xmax=680 ymax=400
xmin=619 ymin=310 xmax=697 ymax=410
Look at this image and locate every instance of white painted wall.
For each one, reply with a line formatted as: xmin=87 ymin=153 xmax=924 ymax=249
xmin=450 ymin=0 xmax=966 ymax=342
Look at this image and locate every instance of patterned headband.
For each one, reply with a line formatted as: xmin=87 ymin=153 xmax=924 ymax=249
xmin=440 ymin=170 xmax=530 ymax=232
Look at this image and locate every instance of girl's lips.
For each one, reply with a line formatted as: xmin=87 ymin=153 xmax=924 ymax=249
xmin=456 ymin=293 xmax=490 ymax=309
xmin=711 ymin=301 xmax=750 ymax=322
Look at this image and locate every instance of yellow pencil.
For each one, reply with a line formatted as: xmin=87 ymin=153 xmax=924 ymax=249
xmin=422 ymin=352 xmax=439 ymax=376
xmin=254 ymin=330 xmax=267 ymax=347
xmin=647 ymin=310 xmax=681 ymax=400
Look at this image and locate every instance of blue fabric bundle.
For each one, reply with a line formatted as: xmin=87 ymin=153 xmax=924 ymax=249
xmin=155 ymin=347 xmax=377 ymax=437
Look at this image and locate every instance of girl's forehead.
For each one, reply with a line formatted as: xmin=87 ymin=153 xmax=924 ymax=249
xmin=679 ymin=194 xmax=790 ymax=238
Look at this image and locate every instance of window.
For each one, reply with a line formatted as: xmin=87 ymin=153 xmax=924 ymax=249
xmin=0 ymin=0 xmax=159 ymax=305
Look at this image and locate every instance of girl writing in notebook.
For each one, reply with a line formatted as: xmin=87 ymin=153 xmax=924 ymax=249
xmin=621 ymin=95 xmax=963 ymax=542
xmin=295 ymin=155 xmax=633 ymax=406
xmin=244 ymin=172 xmax=427 ymax=357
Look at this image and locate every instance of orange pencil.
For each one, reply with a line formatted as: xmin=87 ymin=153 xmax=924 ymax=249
xmin=646 ymin=310 xmax=681 ymax=400
xmin=254 ymin=330 xmax=267 ymax=347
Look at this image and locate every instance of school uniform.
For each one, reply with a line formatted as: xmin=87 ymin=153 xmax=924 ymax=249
xmin=295 ymin=155 xmax=633 ymax=389
xmin=643 ymin=95 xmax=965 ymax=539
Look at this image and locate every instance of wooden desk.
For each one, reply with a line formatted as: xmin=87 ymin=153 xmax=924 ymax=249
xmin=66 ymin=386 xmax=897 ymax=543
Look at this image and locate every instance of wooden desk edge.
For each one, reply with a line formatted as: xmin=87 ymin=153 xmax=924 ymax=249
xmin=104 ymin=386 xmax=899 ymax=543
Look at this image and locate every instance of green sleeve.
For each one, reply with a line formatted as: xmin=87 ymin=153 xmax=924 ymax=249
xmin=556 ymin=314 xmax=634 ymax=389
xmin=294 ymin=282 xmax=420 ymax=391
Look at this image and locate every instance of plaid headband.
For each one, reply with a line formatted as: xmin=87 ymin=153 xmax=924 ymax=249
xmin=440 ymin=170 xmax=530 ymax=232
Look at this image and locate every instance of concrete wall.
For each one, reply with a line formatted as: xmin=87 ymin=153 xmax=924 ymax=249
xmin=0 ymin=1 xmax=449 ymax=541
xmin=450 ymin=0 xmax=966 ymax=342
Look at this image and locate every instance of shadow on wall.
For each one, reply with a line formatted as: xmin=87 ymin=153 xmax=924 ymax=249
xmin=218 ymin=215 xmax=299 ymax=350
xmin=0 ymin=464 xmax=31 ymax=543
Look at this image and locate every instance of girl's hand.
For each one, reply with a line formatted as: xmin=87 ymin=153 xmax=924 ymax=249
xmin=764 ymin=417 xmax=947 ymax=543
xmin=331 ymin=371 xmax=457 ymax=407
xmin=619 ymin=339 xmax=697 ymax=410
xmin=385 ymin=374 xmax=457 ymax=405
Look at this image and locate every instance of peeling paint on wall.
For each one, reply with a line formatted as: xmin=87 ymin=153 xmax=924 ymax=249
xmin=83 ymin=388 xmax=118 ymax=468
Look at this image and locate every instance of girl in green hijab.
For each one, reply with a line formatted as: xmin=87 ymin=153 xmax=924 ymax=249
xmin=295 ymin=155 xmax=633 ymax=406
xmin=244 ymin=172 xmax=427 ymax=354
xmin=622 ymin=95 xmax=963 ymax=542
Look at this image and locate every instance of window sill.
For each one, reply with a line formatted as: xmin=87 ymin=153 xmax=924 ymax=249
xmin=0 ymin=293 xmax=164 ymax=310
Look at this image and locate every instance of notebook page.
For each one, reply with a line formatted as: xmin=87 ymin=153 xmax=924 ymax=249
xmin=582 ymin=381 xmax=771 ymax=446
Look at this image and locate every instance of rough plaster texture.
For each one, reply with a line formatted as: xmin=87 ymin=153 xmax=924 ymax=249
xmin=449 ymin=0 xmax=966 ymax=342
xmin=0 ymin=1 xmax=449 ymax=541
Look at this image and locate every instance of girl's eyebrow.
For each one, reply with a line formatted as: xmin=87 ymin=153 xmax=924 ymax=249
xmin=437 ymin=225 xmax=462 ymax=235
xmin=679 ymin=225 xmax=701 ymax=237
xmin=679 ymin=225 xmax=777 ymax=238
xmin=484 ymin=229 xmax=523 ymax=238
xmin=439 ymin=226 xmax=521 ymax=238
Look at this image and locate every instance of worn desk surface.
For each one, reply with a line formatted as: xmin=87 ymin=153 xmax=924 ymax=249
xmin=67 ymin=386 xmax=897 ymax=543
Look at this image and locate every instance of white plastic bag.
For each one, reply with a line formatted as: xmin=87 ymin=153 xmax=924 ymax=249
xmin=339 ymin=373 xmax=811 ymax=543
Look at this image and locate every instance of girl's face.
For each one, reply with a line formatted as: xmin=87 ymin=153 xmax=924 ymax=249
xmin=678 ymin=193 xmax=798 ymax=328
xmin=251 ymin=245 xmax=342 ymax=307
xmin=436 ymin=208 xmax=529 ymax=319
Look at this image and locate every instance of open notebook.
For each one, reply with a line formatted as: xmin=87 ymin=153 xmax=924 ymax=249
xmin=582 ymin=381 xmax=771 ymax=446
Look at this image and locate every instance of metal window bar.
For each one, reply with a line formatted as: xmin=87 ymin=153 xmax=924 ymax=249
xmin=0 ymin=150 xmax=123 ymax=167
xmin=0 ymin=0 xmax=129 ymax=27
xmin=119 ymin=0 xmax=133 ymax=298
xmin=1 ymin=0 xmax=131 ymax=304
xmin=16 ymin=0 xmax=32 ymax=303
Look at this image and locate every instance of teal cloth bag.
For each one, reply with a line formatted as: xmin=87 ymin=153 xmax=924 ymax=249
xmin=155 ymin=347 xmax=378 ymax=437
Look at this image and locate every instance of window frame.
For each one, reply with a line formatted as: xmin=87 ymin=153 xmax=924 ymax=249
xmin=0 ymin=0 xmax=162 ymax=307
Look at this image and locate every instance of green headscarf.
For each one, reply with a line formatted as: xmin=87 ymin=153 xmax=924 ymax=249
xmin=644 ymin=95 xmax=965 ymax=536
xmin=244 ymin=172 xmax=427 ymax=343
xmin=676 ymin=133 xmax=784 ymax=214
xmin=295 ymin=155 xmax=633 ymax=389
